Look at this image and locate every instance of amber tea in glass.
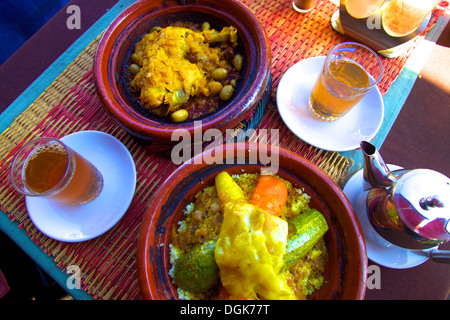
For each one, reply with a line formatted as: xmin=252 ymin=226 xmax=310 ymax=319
xmin=293 ymin=0 xmax=320 ymax=13
xmin=343 ymin=0 xmax=385 ymax=19
xmin=382 ymin=0 xmax=440 ymax=37
xmin=309 ymin=42 xmax=383 ymax=121
xmin=11 ymin=138 xmax=103 ymax=204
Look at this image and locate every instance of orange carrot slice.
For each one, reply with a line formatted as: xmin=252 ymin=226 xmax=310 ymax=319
xmin=250 ymin=175 xmax=288 ymax=217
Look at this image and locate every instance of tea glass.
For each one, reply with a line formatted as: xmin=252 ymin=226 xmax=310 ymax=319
xmin=343 ymin=0 xmax=386 ymax=19
xmin=382 ymin=0 xmax=440 ymax=37
xmin=308 ymin=42 xmax=383 ymax=121
xmin=293 ymin=0 xmax=320 ymax=13
xmin=10 ymin=137 xmax=103 ymax=204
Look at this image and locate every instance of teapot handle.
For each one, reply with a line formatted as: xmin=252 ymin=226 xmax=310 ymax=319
xmin=428 ymin=249 xmax=450 ymax=264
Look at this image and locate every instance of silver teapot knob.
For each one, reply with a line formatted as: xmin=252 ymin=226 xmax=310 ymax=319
xmin=392 ymin=169 xmax=450 ymax=247
xmin=420 ymin=195 xmax=445 ymax=210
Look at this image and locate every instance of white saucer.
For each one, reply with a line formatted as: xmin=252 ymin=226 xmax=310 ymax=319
xmin=276 ymin=56 xmax=384 ymax=151
xmin=26 ymin=131 xmax=136 ymax=242
xmin=343 ymin=166 xmax=430 ymax=269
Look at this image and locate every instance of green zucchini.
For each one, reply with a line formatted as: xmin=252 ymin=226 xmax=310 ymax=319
xmin=173 ymin=240 xmax=219 ymax=293
xmin=173 ymin=209 xmax=328 ymax=293
xmin=282 ymin=209 xmax=329 ymax=271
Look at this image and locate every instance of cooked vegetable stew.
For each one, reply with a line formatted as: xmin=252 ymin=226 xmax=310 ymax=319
xmin=128 ymin=21 xmax=243 ymax=122
xmin=170 ymin=172 xmax=329 ymax=300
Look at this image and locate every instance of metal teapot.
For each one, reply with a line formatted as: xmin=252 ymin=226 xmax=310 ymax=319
xmin=361 ymin=141 xmax=450 ymax=262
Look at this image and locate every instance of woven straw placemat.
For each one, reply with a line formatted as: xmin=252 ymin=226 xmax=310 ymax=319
xmin=0 ymin=0 xmax=442 ymax=300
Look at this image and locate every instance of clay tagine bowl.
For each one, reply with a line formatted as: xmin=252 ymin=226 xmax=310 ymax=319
xmin=93 ymin=0 xmax=271 ymax=152
xmin=137 ymin=143 xmax=368 ymax=300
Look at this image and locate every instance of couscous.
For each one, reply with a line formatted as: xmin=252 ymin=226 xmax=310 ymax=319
xmin=170 ymin=172 xmax=328 ymax=300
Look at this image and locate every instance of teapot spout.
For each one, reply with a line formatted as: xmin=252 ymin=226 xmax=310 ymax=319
xmin=361 ymin=141 xmax=392 ymax=191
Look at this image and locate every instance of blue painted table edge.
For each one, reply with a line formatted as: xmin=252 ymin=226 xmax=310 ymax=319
xmin=339 ymin=14 xmax=450 ymax=180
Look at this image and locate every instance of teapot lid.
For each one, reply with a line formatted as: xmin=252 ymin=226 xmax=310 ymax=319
xmin=394 ymin=169 xmax=450 ymax=241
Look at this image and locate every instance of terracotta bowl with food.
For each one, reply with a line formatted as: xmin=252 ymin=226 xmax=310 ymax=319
xmin=137 ymin=143 xmax=368 ymax=300
xmin=93 ymin=0 xmax=271 ymax=152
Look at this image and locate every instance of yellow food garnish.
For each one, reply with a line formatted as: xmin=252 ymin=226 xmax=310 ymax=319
xmin=215 ymin=202 xmax=296 ymax=300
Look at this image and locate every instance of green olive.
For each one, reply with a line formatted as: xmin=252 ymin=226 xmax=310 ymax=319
xmin=219 ymin=85 xmax=234 ymax=101
xmin=150 ymin=26 xmax=162 ymax=33
xmin=171 ymin=109 xmax=189 ymax=122
xmin=211 ymin=68 xmax=228 ymax=81
xmin=131 ymin=53 xmax=141 ymax=64
xmin=233 ymin=54 xmax=243 ymax=71
xmin=129 ymin=63 xmax=141 ymax=75
xmin=202 ymin=22 xmax=211 ymax=31
xmin=208 ymin=81 xmax=223 ymax=96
